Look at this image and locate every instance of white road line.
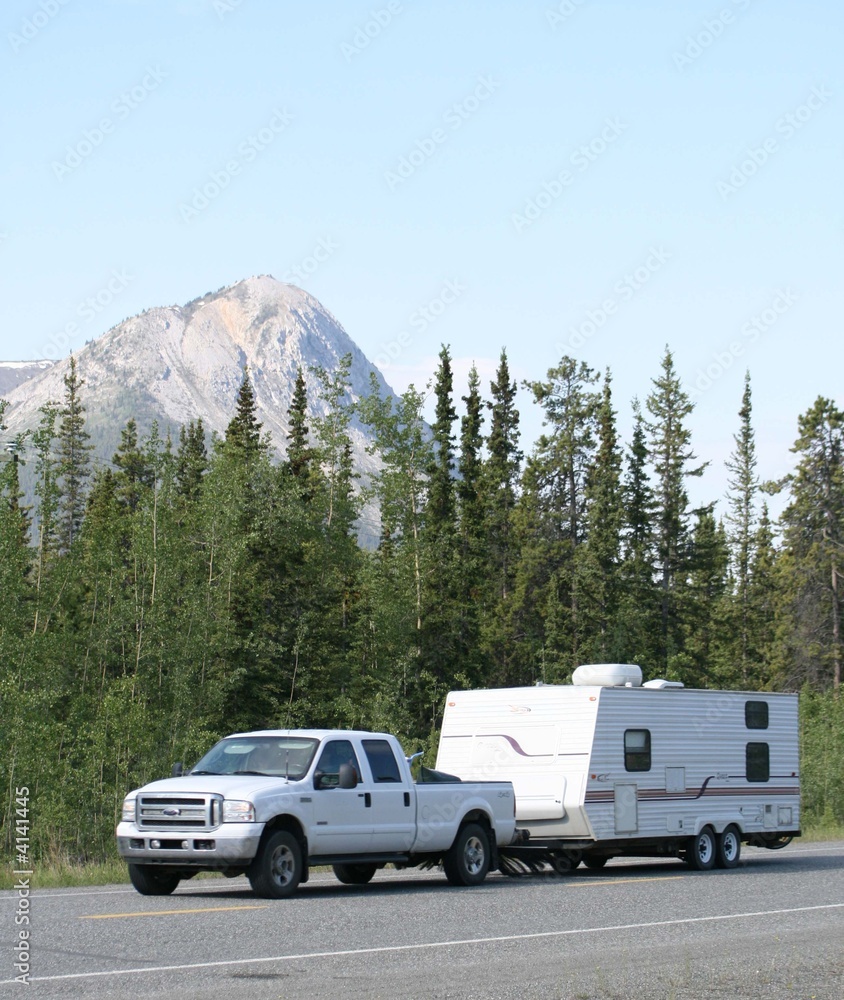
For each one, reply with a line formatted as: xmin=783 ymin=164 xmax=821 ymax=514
xmin=6 ymin=902 xmax=843 ymax=985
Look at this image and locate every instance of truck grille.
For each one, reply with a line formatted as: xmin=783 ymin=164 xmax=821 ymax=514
xmin=136 ymin=794 xmax=221 ymax=830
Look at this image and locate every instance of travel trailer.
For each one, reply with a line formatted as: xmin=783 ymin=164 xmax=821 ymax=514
xmin=435 ymin=664 xmax=800 ymax=872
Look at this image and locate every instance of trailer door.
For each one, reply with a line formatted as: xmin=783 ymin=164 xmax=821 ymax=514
xmin=614 ymin=782 xmax=638 ymax=833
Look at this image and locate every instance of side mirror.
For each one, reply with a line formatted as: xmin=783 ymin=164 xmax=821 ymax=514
xmin=171 ymin=762 xmax=184 ymax=777
xmin=338 ymin=764 xmax=358 ymax=789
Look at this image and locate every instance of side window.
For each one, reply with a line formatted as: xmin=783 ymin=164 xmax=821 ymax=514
xmin=624 ymin=729 xmax=651 ymax=772
xmin=746 ymin=742 xmax=770 ymax=782
xmin=315 ymin=740 xmax=362 ymax=787
xmin=745 ymin=701 xmax=769 ymax=729
xmin=362 ymin=739 xmax=402 ymax=782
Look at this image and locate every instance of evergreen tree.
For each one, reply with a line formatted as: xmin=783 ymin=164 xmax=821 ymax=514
xmin=113 ymin=419 xmax=153 ymax=512
xmin=645 ymin=347 xmax=706 ymax=674
xmin=224 ymin=367 xmax=266 ymax=462
xmin=56 ymin=354 xmax=92 ymax=550
xmin=175 ymin=419 xmax=208 ymax=502
xmin=575 ymin=371 xmax=625 ymax=663
xmin=617 ymin=398 xmax=660 ymax=669
xmin=724 ymin=372 xmax=759 ymax=684
xmin=778 ymin=397 xmax=844 ymax=692
xmin=484 ymin=349 xmax=522 ymax=603
xmin=286 ymin=366 xmax=312 ymax=480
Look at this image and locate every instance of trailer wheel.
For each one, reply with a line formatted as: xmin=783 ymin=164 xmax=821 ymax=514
xmin=443 ymin=823 xmax=490 ymax=886
xmin=582 ymin=855 xmax=609 ymax=870
xmin=684 ymin=825 xmax=716 ymax=870
xmin=248 ymin=830 xmax=303 ymax=898
xmin=128 ymin=864 xmax=180 ymax=896
xmin=716 ymin=825 xmax=741 ymax=869
xmin=333 ymin=863 xmax=377 ymax=885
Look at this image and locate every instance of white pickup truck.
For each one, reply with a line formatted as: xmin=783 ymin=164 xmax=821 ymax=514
xmin=116 ymin=729 xmax=518 ymax=898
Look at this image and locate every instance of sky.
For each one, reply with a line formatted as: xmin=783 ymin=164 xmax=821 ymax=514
xmin=2 ymin=0 xmax=842 ymax=517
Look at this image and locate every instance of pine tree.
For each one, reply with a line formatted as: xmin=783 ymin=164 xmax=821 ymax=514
xmin=576 ymin=371 xmax=625 ymax=663
xmin=724 ymin=373 xmax=760 ymax=684
xmin=113 ymin=419 xmax=153 ymax=512
xmin=778 ymin=397 xmax=844 ymax=693
xmin=56 ymin=354 xmax=92 ymax=550
xmin=426 ymin=345 xmax=457 ymax=540
xmin=286 ymin=366 xmax=312 ymax=480
xmin=617 ymin=398 xmax=660 ymax=670
xmin=484 ymin=349 xmax=522 ymax=603
xmin=224 ymin=367 xmax=265 ymax=462
xmin=175 ymin=419 xmax=207 ymax=502
xmin=645 ymin=347 xmax=707 ymax=673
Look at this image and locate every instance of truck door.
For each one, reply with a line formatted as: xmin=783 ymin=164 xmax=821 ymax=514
xmin=361 ymin=738 xmax=415 ymax=852
xmin=310 ymin=739 xmax=373 ymax=854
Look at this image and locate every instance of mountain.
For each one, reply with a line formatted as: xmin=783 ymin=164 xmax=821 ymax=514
xmin=1 ymin=276 xmax=398 ymax=540
xmin=0 ymin=361 xmax=55 ymax=397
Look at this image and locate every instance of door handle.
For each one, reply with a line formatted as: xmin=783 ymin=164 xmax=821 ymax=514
xmin=358 ymin=792 xmax=371 ymax=807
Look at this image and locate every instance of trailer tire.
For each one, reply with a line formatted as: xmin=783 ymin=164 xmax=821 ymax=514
xmin=582 ymin=855 xmax=609 ymax=870
xmin=248 ymin=830 xmax=303 ymax=899
xmin=716 ymin=825 xmax=741 ymax=869
xmin=684 ymin=825 xmax=716 ymax=870
xmin=333 ymin=863 xmax=377 ymax=885
xmin=128 ymin=864 xmax=180 ymax=896
xmin=443 ymin=823 xmax=490 ymax=886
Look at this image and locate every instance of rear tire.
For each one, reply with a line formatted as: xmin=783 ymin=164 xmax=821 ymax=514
xmin=716 ymin=825 xmax=741 ymax=869
xmin=333 ymin=863 xmax=377 ymax=885
xmin=582 ymin=855 xmax=609 ymax=870
xmin=128 ymin=864 xmax=180 ymax=896
xmin=684 ymin=825 xmax=716 ymax=871
xmin=248 ymin=830 xmax=303 ymax=899
xmin=443 ymin=823 xmax=490 ymax=886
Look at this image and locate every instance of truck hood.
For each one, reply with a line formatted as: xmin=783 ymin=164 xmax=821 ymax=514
xmin=128 ymin=775 xmax=309 ymax=799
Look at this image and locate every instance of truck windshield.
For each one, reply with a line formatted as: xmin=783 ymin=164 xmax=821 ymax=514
xmin=190 ymin=737 xmax=319 ymax=780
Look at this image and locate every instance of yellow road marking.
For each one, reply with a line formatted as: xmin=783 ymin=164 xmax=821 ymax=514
xmin=81 ymin=905 xmax=269 ymax=920
xmin=570 ymin=875 xmax=686 ymax=887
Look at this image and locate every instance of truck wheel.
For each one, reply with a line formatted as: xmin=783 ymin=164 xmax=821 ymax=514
xmin=716 ymin=825 xmax=741 ymax=869
xmin=128 ymin=864 xmax=180 ymax=896
xmin=443 ymin=823 xmax=490 ymax=887
xmin=684 ymin=825 xmax=716 ymax=871
xmin=333 ymin=863 xmax=377 ymax=885
xmin=248 ymin=830 xmax=303 ymax=899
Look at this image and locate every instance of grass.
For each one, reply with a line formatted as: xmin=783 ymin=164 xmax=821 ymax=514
xmin=3 ymin=821 xmax=842 ymax=891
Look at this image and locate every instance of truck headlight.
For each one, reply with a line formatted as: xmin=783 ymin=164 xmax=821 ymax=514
xmin=121 ymin=797 xmax=136 ymax=822
xmin=222 ymin=800 xmax=255 ymax=823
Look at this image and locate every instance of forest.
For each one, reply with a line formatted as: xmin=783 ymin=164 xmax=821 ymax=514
xmin=1 ymin=345 xmax=842 ymax=865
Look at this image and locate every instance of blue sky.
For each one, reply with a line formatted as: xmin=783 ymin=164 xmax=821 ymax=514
xmin=2 ymin=0 xmax=842 ymax=515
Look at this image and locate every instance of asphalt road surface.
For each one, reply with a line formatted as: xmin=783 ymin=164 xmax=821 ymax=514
xmin=2 ymin=841 xmax=842 ymax=999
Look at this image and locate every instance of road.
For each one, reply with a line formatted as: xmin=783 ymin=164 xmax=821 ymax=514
xmin=2 ymin=841 xmax=843 ymax=999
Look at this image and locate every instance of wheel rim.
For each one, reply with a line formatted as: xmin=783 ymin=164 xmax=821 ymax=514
xmin=722 ymin=831 xmax=739 ymax=862
xmin=697 ymin=831 xmax=714 ymax=865
xmin=270 ymin=844 xmax=295 ymax=887
xmin=464 ymin=836 xmax=485 ymax=875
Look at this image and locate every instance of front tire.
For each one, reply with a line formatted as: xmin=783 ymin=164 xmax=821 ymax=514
xmin=248 ymin=830 xmax=303 ymax=899
xmin=128 ymin=864 xmax=180 ymax=896
xmin=684 ymin=825 xmax=716 ymax=870
xmin=443 ymin=823 xmax=490 ymax=887
xmin=333 ymin=863 xmax=377 ymax=885
xmin=582 ymin=855 xmax=609 ymax=870
xmin=716 ymin=825 xmax=741 ymax=869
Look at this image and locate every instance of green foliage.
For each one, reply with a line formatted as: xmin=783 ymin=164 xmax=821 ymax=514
xmin=2 ymin=347 xmax=843 ymax=867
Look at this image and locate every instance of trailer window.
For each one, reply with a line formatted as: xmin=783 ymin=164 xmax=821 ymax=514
xmin=745 ymin=701 xmax=769 ymax=729
xmin=362 ymin=739 xmax=402 ymax=782
xmin=624 ymin=729 xmax=651 ymax=772
xmin=746 ymin=742 xmax=770 ymax=782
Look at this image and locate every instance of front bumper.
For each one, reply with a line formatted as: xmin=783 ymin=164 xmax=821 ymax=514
xmin=116 ymin=821 xmax=264 ymax=867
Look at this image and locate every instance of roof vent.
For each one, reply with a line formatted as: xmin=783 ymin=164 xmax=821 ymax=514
xmin=642 ymin=679 xmax=685 ymax=689
xmin=572 ymin=664 xmax=642 ymax=687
